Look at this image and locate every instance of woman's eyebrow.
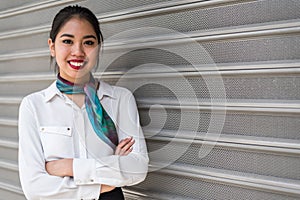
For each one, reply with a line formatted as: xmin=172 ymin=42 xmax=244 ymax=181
xmin=83 ymin=35 xmax=97 ymax=39
xmin=60 ymin=34 xmax=74 ymax=38
xmin=59 ymin=34 xmax=96 ymax=40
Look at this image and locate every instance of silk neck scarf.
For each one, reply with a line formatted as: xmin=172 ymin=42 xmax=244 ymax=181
xmin=56 ymin=73 xmax=118 ymax=149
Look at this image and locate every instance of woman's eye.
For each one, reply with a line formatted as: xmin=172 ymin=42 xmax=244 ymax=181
xmin=62 ymin=40 xmax=72 ymax=44
xmin=84 ymin=41 xmax=95 ymax=46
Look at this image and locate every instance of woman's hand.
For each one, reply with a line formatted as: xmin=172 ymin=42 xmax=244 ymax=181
xmin=114 ymin=137 xmax=135 ymax=156
xmin=45 ymin=158 xmax=73 ymax=177
xmin=100 ymin=185 xmax=115 ymax=193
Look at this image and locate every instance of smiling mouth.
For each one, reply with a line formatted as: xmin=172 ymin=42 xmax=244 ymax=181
xmin=68 ymin=60 xmax=86 ymax=70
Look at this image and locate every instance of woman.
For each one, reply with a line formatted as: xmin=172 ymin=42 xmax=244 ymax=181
xmin=18 ymin=5 xmax=149 ymax=200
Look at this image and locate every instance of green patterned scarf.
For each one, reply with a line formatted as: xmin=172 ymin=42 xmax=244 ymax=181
xmin=56 ymin=73 xmax=118 ymax=149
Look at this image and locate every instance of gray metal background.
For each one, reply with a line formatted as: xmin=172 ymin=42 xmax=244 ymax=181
xmin=0 ymin=0 xmax=300 ymax=199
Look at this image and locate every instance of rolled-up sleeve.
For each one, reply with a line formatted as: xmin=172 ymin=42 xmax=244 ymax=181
xmin=73 ymin=88 xmax=149 ymax=187
xmin=18 ymin=97 xmax=101 ymax=200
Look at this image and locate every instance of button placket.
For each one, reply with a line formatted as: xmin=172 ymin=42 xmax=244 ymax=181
xmin=77 ymin=110 xmax=87 ymax=158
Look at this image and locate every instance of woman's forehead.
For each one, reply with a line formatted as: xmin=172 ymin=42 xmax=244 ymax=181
xmin=58 ymin=17 xmax=97 ymax=37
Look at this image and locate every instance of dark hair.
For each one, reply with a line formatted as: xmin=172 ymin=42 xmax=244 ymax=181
xmin=49 ymin=5 xmax=103 ymax=72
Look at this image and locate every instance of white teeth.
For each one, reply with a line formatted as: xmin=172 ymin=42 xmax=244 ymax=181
xmin=70 ymin=61 xmax=84 ymax=67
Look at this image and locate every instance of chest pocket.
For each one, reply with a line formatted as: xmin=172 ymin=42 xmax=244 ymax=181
xmin=40 ymin=126 xmax=74 ymax=161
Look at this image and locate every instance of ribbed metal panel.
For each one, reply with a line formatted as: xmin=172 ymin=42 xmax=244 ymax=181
xmin=0 ymin=0 xmax=299 ymax=199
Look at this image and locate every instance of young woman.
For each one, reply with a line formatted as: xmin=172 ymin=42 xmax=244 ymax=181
xmin=18 ymin=5 xmax=149 ymax=200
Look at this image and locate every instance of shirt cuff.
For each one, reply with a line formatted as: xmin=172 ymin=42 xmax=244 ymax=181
xmin=73 ymin=158 xmax=97 ymax=185
xmin=77 ymin=184 xmax=100 ymax=200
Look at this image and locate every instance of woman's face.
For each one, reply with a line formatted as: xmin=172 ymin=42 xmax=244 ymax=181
xmin=48 ymin=17 xmax=99 ymax=83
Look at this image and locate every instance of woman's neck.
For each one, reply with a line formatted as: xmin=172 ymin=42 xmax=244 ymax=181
xmin=59 ymin=73 xmax=91 ymax=85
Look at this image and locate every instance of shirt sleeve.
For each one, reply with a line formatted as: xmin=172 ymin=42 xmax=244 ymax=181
xmin=73 ymin=88 xmax=149 ymax=187
xmin=18 ymin=97 xmax=101 ymax=200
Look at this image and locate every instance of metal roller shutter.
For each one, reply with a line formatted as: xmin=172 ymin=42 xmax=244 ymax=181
xmin=0 ymin=0 xmax=299 ymax=199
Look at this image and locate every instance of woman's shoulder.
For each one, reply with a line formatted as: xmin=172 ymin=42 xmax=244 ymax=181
xmin=21 ymin=81 xmax=57 ymax=105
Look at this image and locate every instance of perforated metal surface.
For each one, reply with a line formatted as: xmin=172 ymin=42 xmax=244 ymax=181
xmin=0 ymin=32 xmax=49 ymax=54
xmin=0 ymin=56 xmax=51 ymax=74
xmin=81 ymin=0 xmax=173 ymax=15
xmin=202 ymin=35 xmax=300 ymax=63
xmin=0 ymin=0 xmax=300 ymax=199
xmin=0 ymin=125 xmax=18 ymax=139
xmin=0 ymin=0 xmax=37 ymax=12
xmin=0 ymin=146 xmax=18 ymax=162
xmin=138 ymin=107 xmax=300 ymax=140
xmin=135 ymin=171 xmax=300 ymax=200
xmin=146 ymin=140 xmax=300 ymax=180
xmin=102 ymin=34 xmax=300 ymax=72
xmin=101 ymin=0 xmax=300 ymax=38
xmin=0 ymin=80 xmax=53 ymax=96
xmin=0 ymin=189 xmax=24 ymax=200
xmin=0 ymin=4 xmax=63 ymax=32
xmin=115 ymin=73 xmax=300 ymax=100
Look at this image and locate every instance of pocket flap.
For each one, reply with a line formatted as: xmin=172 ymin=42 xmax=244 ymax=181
xmin=40 ymin=126 xmax=72 ymax=136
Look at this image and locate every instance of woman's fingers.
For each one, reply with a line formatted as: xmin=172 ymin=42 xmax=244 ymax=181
xmin=121 ymin=138 xmax=135 ymax=152
xmin=115 ymin=137 xmax=135 ymax=156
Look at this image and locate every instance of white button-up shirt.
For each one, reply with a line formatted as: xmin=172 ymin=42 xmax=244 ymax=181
xmin=18 ymin=80 xmax=149 ymax=200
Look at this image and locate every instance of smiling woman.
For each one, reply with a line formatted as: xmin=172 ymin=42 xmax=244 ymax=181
xmin=18 ymin=5 xmax=149 ymax=200
xmin=48 ymin=17 xmax=99 ymax=84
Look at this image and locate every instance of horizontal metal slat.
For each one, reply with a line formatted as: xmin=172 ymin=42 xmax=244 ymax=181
xmin=0 ymin=25 xmax=49 ymax=40
xmin=1 ymin=95 xmax=299 ymax=112
xmin=0 ymin=160 xmax=20 ymax=188
xmin=0 ymin=118 xmax=17 ymax=127
xmin=0 ymin=64 xmax=300 ymax=82
xmin=0 ymin=49 xmax=48 ymax=61
xmin=145 ymin=129 xmax=300 ymax=151
xmin=0 ymin=124 xmax=18 ymax=139
xmin=139 ymin=101 xmax=300 ymax=114
xmin=0 ymin=137 xmax=18 ymax=149
xmin=147 ymin=134 xmax=300 ymax=156
xmin=1 ymin=21 xmax=300 ymax=63
xmin=0 ymin=0 xmax=81 ymax=19
xmin=0 ymin=138 xmax=18 ymax=162
xmin=98 ymin=0 xmax=244 ymax=23
xmin=0 ymin=97 xmax=22 ymax=104
xmin=0 ymin=0 xmax=246 ymax=40
xmin=1 ymin=16 xmax=300 ymax=54
xmin=0 ymin=103 xmax=299 ymax=151
xmin=98 ymin=25 xmax=300 ymax=51
xmin=0 ymin=34 xmax=299 ymax=63
xmin=103 ymin=20 xmax=300 ymax=48
xmin=123 ymin=187 xmax=193 ymax=200
xmin=146 ymin=136 xmax=300 ymax=180
xmin=138 ymin=98 xmax=300 ymax=109
xmin=0 ymin=159 xmax=18 ymax=171
xmin=0 ymin=181 xmax=23 ymax=195
xmin=0 ymin=72 xmax=54 ymax=82
xmin=154 ymin=163 xmax=300 ymax=197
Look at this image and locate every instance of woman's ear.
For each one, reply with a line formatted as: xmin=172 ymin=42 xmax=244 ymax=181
xmin=48 ymin=38 xmax=55 ymax=57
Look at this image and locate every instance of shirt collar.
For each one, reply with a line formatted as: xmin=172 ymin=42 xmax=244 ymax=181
xmin=44 ymin=80 xmax=116 ymax=102
xmin=97 ymin=80 xmax=117 ymax=100
xmin=44 ymin=80 xmax=63 ymax=102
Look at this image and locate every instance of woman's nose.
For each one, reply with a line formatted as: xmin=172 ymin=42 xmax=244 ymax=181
xmin=71 ymin=43 xmax=85 ymax=56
